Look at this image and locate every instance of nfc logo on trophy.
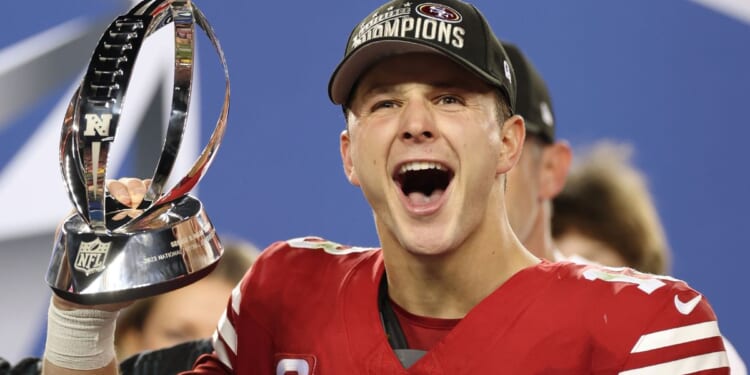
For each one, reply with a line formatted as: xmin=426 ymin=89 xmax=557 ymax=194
xmin=74 ymin=238 xmax=111 ymax=276
xmin=83 ymin=113 xmax=113 ymax=137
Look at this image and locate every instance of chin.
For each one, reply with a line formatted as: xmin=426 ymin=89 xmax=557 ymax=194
xmin=398 ymin=230 xmax=459 ymax=257
xmin=377 ymin=205 xmax=465 ymax=257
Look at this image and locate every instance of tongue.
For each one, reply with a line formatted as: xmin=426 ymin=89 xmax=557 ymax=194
xmin=407 ymin=189 xmax=444 ymax=205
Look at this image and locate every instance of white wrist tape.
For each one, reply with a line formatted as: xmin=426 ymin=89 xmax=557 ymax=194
xmin=45 ymin=301 xmax=119 ymax=370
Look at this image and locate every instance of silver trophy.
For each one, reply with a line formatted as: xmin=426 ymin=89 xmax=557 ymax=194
xmin=46 ymin=0 xmax=230 ymax=305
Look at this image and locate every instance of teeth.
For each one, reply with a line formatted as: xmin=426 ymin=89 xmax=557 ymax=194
xmin=399 ymin=161 xmax=446 ymax=174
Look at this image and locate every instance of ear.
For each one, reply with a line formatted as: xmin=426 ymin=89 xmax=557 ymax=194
xmin=538 ymin=140 xmax=572 ymax=199
xmin=497 ymin=114 xmax=526 ymax=175
xmin=340 ymin=129 xmax=361 ymax=186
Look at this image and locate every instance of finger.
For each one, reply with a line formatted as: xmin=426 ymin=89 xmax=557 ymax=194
xmin=112 ymin=211 xmax=128 ymax=221
xmin=106 ymin=179 xmax=131 ymax=206
xmin=122 ymin=178 xmax=147 ymax=208
xmin=112 ymin=208 xmax=142 ymax=221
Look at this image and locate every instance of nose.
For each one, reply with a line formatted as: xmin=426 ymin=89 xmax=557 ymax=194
xmin=399 ymin=99 xmax=438 ymax=143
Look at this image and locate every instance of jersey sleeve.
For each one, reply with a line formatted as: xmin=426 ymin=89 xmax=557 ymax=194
xmin=617 ymin=284 xmax=729 ymax=374
xmin=176 ymin=283 xmax=242 ymax=374
xmin=180 ymin=242 xmax=283 ymax=374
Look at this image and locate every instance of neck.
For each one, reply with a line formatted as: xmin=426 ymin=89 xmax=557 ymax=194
xmin=521 ymin=201 xmax=556 ymax=261
xmin=378 ymin=217 xmax=539 ymax=319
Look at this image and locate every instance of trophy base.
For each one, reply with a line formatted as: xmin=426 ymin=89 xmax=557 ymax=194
xmin=46 ymin=195 xmax=223 ymax=305
xmin=50 ymin=259 xmax=218 ymax=305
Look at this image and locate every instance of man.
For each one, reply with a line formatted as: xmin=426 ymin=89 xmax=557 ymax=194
xmin=551 ymin=140 xmax=748 ymax=373
xmin=114 ymin=241 xmax=259 ymax=361
xmin=43 ymin=0 xmax=730 ymax=374
xmin=507 ymin=42 xmax=746 ymax=373
xmin=501 ymin=42 xmax=572 ymax=261
xmin=552 ymin=140 xmax=670 ymax=273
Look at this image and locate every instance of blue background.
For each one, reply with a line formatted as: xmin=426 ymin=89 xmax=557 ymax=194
xmin=0 ymin=0 xmax=748 ymax=362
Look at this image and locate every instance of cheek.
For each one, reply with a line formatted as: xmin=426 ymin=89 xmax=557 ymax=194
xmin=351 ymin=132 xmax=387 ymax=174
xmin=470 ymin=121 xmax=504 ymax=159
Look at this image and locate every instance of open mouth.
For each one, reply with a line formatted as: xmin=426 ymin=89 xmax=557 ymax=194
xmin=393 ymin=161 xmax=454 ymax=205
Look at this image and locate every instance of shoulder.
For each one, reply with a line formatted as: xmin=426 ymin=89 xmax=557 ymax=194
xmin=547 ymin=260 xmax=720 ymax=329
xmin=559 ymin=262 xmax=681 ymax=294
xmin=258 ymin=236 xmax=380 ymax=268
xmin=207 ymin=238 xmax=380 ymax=372
xmin=551 ymin=262 xmax=728 ymax=372
xmin=236 ymin=236 xmax=380 ymax=305
xmin=552 ymin=261 xmax=698 ymax=297
xmin=538 ymin=261 xmax=693 ymax=324
xmin=270 ymin=236 xmax=380 ymax=255
xmin=551 ymin=261 xmax=717 ymax=324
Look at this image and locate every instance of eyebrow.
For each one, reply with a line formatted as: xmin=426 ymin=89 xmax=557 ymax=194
xmin=360 ymin=80 xmax=471 ymax=98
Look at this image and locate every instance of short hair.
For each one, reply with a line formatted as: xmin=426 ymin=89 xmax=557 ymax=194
xmin=551 ymin=141 xmax=671 ymax=274
xmin=494 ymin=90 xmax=513 ymax=125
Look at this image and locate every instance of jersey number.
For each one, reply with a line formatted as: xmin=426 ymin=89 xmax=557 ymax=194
xmin=582 ymin=268 xmax=667 ymax=294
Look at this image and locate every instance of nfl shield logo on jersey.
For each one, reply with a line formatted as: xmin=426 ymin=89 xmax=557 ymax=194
xmin=73 ymin=237 xmax=111 ymax=276
xmin=276 ymin=356 xmax=315 ymax=375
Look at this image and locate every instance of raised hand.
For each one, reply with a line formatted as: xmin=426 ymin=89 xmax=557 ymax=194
xmin=107 ymin=178 xmax=152 ymax=221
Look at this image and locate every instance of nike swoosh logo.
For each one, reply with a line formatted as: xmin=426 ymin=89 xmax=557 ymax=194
xmin=674 ymin=294 xmax=702 ymax=315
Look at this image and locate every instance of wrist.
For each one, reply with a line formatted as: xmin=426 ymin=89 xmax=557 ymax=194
xmin=44 ymin=298 xmax=119 ymax=370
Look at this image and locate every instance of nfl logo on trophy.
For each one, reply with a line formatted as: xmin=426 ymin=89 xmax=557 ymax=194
xmin=74 ymin=238 xmax=111 ymax=277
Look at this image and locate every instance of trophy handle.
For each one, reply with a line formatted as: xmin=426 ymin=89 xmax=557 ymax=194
xmin=73 ymin=11 xmax=152 ymax=232
xmin=143 ymin=0 xmax=194 ymax=203
xmin=149 ymin=4 xmax=230 ymax=208
xmin=63 ymin=0 xmax=229 ymax=232
xmin=60 ymin=88 xmax=89 ymax=220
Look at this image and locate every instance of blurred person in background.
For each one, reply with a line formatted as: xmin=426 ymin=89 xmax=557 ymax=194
xmin=507 ymin=41 xmax=745 ymax=373
xmin=502 ymin=42 xmax=572 ymax=262
xmin=551 ymin=141 xmax=670 ymax=274
xmin=115 ymin=239 xmax=259 ymax=361
xmin=552 ymin=140 xmax=746 ymax=374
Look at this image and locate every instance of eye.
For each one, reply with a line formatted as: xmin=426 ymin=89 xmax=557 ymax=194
xmin=371 ymin=100 xmax=398 ymax=111
xmin=437 ymin=95 xmax=463 ymax=106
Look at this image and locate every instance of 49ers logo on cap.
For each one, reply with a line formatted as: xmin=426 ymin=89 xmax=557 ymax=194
xmin=416 ymin=3 xmax=462 ymax=23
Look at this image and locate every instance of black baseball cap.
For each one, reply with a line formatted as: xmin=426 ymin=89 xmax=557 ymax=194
xmin=328 ymin=0 xmax=516 ymax=112
xmin=502 ymin=42 xmax=555 ymax=142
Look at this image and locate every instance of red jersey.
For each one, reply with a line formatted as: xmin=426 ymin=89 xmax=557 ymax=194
xmin=185 ymin=237 xmax=729 ymax=374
